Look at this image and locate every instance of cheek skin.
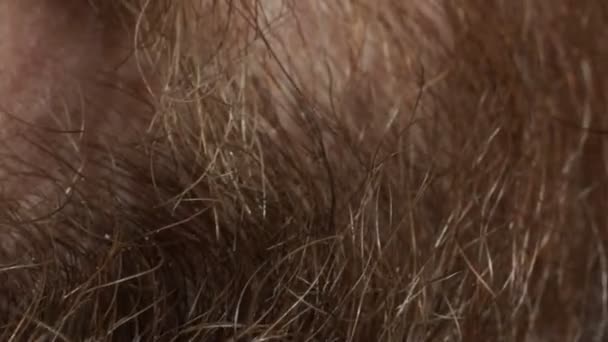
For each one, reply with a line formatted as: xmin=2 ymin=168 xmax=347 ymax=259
xmin=0 ymin=1 xmax=151 ymax=204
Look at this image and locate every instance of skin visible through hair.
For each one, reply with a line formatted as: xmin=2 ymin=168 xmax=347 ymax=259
xmin=0 ymin=1 xmax=607 ymax=341
xmin=0 ymin=1 xmax=150 ymax=205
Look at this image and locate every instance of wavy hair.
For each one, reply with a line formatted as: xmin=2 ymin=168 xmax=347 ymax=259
xmin=1 ymin=1 xmax=607 ymax=341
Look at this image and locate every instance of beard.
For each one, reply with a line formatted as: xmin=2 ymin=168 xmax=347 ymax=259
xmin=1 ymin=1 xmax=607 ymax=341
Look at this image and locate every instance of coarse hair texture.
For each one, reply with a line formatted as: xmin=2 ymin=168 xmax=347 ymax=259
xmin=1 ymin=0 xmax=608 ymax=341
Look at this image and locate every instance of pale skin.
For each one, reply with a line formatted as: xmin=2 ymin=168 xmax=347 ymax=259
xmin=0 ymin=1 xmax=151 ymax=204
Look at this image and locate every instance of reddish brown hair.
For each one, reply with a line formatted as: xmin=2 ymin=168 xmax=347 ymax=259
xmin=1 ymin=1 xmax=607 ymax=340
